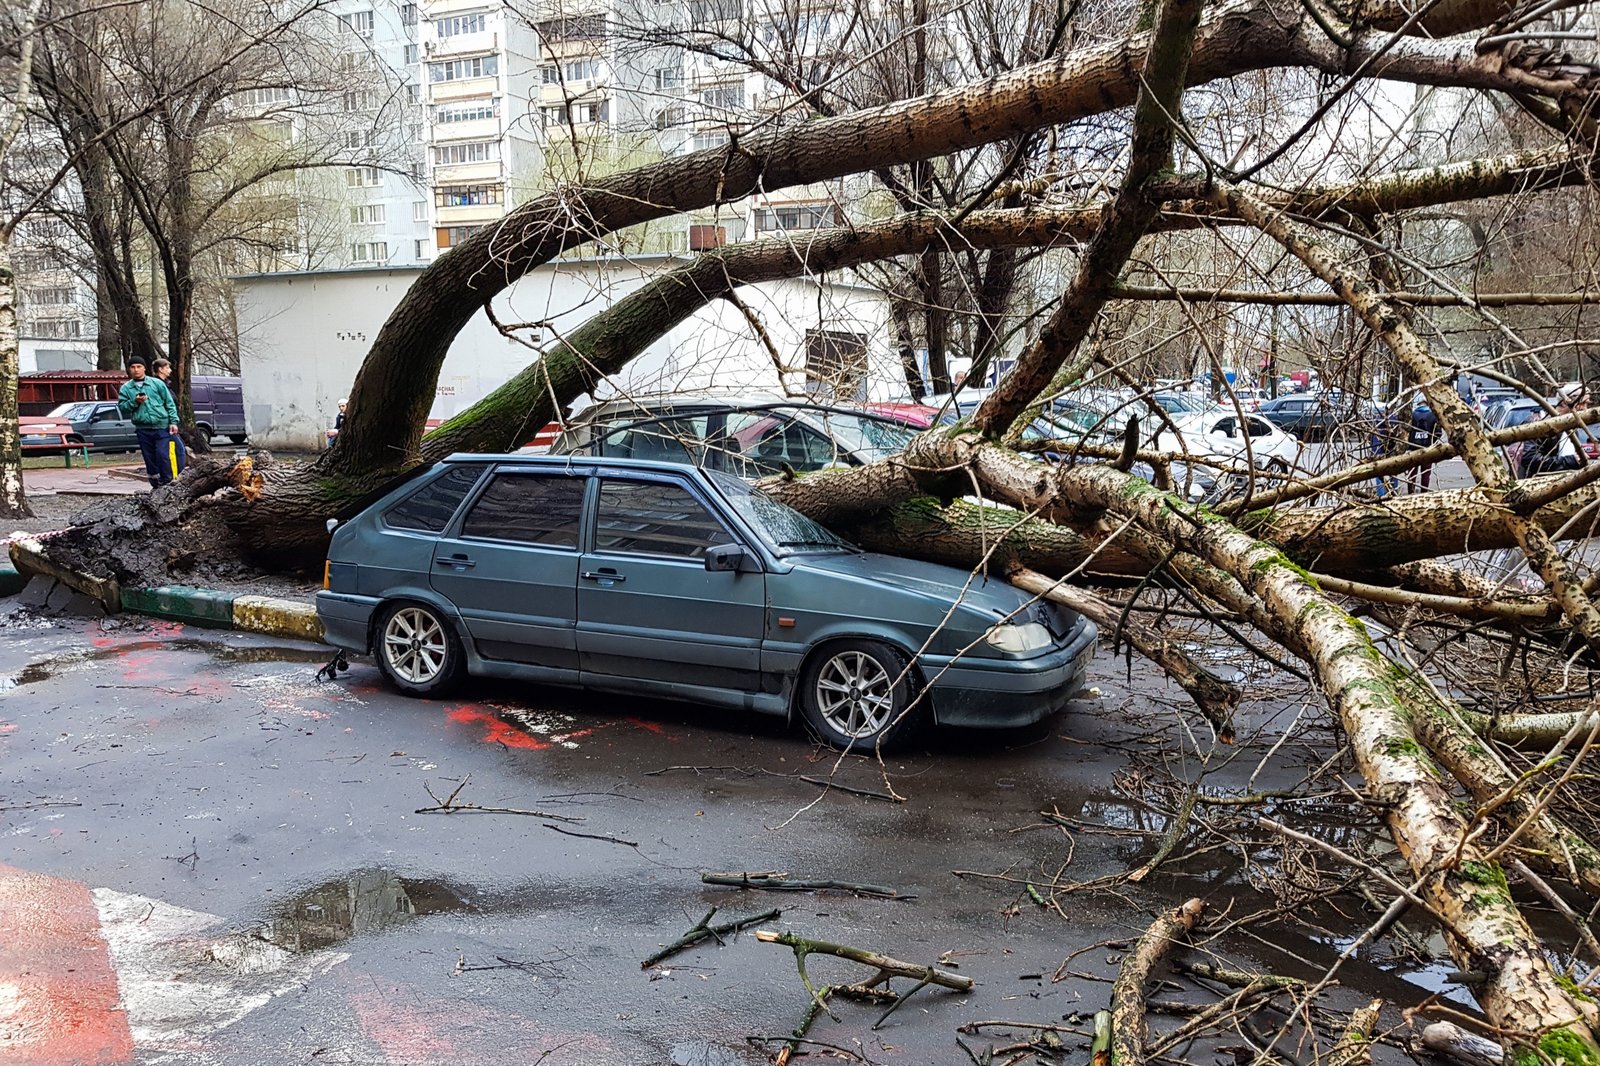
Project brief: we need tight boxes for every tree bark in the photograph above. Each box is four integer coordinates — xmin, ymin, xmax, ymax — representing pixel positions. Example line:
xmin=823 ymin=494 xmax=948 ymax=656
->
xmin=0 ymin=230 xmax=30 ymax=520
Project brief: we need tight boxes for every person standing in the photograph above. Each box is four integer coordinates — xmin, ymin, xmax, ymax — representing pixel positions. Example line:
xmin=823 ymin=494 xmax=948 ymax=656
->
xmin=117 ymin=356 xmax=183 ymax=488
xmin=150 ymin=358 xmax=188 ymax=477
xmin=1406 ymin=396 xmax=1440 ymax=493
xmin=1519 ymin=382 xmax=1589 ymax=477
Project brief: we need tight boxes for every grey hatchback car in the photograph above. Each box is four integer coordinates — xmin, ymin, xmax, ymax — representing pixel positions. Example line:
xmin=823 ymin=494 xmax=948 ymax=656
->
xmin=316 ymin=455 xmax=1096 ymax=749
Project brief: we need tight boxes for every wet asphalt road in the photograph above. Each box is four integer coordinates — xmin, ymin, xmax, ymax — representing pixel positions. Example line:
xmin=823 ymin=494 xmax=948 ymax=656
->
xmin=0 ymin=605 xmax=1442 ymax=1066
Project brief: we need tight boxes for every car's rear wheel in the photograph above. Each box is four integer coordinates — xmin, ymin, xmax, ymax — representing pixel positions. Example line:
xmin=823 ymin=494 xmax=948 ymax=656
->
xmin=375 ymin=602 xmax=463 ymax=697
xmin=227 ymin=434 xmax=247 ymax=445
xmin=798 ymin=639 xmax=921 ymax=751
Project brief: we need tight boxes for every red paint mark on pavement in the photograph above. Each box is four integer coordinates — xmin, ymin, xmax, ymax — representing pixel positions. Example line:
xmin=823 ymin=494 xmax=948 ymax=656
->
xmin=444 ymin=705 xmax=551 ymax=750
xmin=0 ymin=863 xmax=134 ymax=1065
xmin=0 ymin=722 xmax=15 ymax=734
xmin=626 ymin=717 xmax=666 ymax=734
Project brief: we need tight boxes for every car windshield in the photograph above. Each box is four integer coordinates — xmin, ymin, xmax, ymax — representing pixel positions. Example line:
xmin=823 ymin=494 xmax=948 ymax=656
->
xmin=705 ymin=468 xmax=855 ymax=555
xmin=803 ymin=410 xmax=917 ymax=462
xmin=49 ymin=402 xmax=101 ymax=420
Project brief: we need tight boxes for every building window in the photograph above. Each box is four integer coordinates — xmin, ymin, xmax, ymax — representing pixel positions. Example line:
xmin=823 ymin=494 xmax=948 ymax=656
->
xmin=571 ymin=99 xmax=608 ymax=125
xmin=403 ymin=43 xmax=419 ymax=64
xmin=436 ymin=225 xmax=481 ymax=249
xmin=406 ymin=83 xmax=420 ymax=104
xmin=336 ymin=52 xmax=370 ymax=74
xmin=654 ymin=104 xmax=685 ymax=130
xmin=337 ymin=10 xmax=374 ymax=36
xmin=434 ymin=100 xmax=497 ymax=123
xmin=535 ymin=14 xmax=603 ymax=42
xmin=23 ymin=219 xmax=68 ymax=239
xmin=689 ymin=0 xmax=740 ymax=21
xmin=654 ymin=66 xmax=682 ymax=90
xmin=688 ymin=224 xmax=725 ymax=251
xmin=540 ymin=105 xmax=566 ymax=128
xmin=350 ymin=241 xmax=389 ymax=262
xmin=235 ymin=86 xmax=292 ymax=107
xmin=400 ymin=2 xmax=417 ymax=26
xmin=349 ymin=203 xmax=386 ymax=224
xmin=342 ymin=89 xmax=379 ymax=111
xmin=754 ymin=203 xmax=838 ymax=232
xmin=434 ymin=12 xmax=486 ymax=36
xmin=415 ymin=238 xmax=429 ymax=258
xmin=804 ymin=329 xmax=868 ymax=399
xmin=432 ymin=141 xmax=497 ymax=165
xmin=435 ymin=184 xmax=502 ymax=207
xmin=345 ymin=166 xmax=381 ymax=186
xmin=31 ymin=319 xmax=83 ymax=339
xmin=413 ymin=200 xmax=429 ymax=221
xmin=700 ymin=83 xmax=744 ymax=112
xmin=691 ymin=130 xmax=730 ymax=151
xmin=345 ymin=129 xmax=378 ymax=149
xmin=429 ymin=54 xmax=499 ymax=82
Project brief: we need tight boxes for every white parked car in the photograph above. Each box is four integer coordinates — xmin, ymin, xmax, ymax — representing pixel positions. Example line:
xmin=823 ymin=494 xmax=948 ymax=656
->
xmin=1148 ymin=409 xmax=1307 ymax=474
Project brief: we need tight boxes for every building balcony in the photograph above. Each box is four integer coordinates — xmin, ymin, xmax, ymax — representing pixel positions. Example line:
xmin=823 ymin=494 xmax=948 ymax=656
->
xmin=428 ymin=76 xmax=498 ymax=103
xmin=431 ymin=117 xmax=501 ymax=142
xmin=421 ymin=0 xmax=492 ymax=16
xmin=436 ymin=202 xmax=506 ymax=225
xmin=433 ymin=160 xmax=503 ymax=183
xmin=426 ymin=29 xmax=497 ymax=57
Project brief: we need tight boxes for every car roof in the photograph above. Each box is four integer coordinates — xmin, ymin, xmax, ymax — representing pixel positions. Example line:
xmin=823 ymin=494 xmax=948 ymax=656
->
xmin=440 ymin=453 xmax=723 ymax=474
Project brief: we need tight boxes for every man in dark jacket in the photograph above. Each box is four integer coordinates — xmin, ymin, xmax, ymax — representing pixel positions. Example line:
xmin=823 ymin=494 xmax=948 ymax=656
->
xmin=117 ymin=356 xmax=183 ymax=488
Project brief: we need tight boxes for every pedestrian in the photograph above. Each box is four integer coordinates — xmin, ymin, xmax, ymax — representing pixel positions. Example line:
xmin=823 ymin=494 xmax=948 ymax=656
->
xmin=1519 ymin=382 xmax=1589 ymax=477
xmin=327 ymin=398 xmax=347 ymax=449
xmin=1369 ymin=400 xmax=1408 ymax=498
xmin=1405 ymin=395 xmax=1439 ymax=493
xmin=150 ymin=358 xmax=188 ymax=477
xmin=117 ymin=356 xmax=183 ymax=489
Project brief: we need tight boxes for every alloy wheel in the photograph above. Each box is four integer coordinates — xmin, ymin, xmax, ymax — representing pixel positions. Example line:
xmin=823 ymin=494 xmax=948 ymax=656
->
xmin=382 ymin=607 xmax=448 ymax=685
xmin=813 ymin=650 xmax=894 ymax=739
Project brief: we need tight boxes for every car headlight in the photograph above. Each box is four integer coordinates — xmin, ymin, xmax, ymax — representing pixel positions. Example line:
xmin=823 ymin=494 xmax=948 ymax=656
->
xmin=986 ymin=622 xmax=1054 ymax=653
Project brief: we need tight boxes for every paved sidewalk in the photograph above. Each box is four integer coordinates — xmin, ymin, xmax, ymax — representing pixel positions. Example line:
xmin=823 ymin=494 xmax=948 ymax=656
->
xmin=24 ymin=459 xmax=149 ymax=497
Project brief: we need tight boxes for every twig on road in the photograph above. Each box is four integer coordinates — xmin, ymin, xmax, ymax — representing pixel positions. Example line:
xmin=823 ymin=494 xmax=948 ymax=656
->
xmin=703 ymin=870 xmax=911 ymax=899
xmin=643 ymin=906 xmax=783 ymax=968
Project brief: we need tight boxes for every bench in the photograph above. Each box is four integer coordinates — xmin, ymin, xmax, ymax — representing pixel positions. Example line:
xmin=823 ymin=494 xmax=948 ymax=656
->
xmin=19 ymin=418 xmax=91 ymax=468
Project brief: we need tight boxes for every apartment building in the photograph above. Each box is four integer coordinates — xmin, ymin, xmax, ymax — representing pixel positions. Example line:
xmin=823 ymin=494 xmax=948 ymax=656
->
xmin=418 ymin=0 xmax=542 ymax=252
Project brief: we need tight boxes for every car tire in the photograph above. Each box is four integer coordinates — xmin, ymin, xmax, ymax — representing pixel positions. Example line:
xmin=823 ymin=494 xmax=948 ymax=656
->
xmin=374 ymin=601 xmax=464 ymax=697
xmin=798 ymin=639 xmax=922 ymax=751
xmin=1266 ymin=458 xmax=1289 ymax=474
xmin=195 ymin=423 xmax=214 ymax=441
xmin=227 ymin=434 xmax=247 ymax=445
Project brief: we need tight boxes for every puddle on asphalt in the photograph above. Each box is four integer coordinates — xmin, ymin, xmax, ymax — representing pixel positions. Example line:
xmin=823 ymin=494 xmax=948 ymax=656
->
xmin=258 ymin=869 xmax=476 ymax=953
xmin=0 ymin=638 xmax=331 ymax=690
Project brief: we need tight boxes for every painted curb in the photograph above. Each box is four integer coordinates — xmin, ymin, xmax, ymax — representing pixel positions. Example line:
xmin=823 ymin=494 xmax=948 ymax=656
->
xmin=121 ymin=586 xmax=326 ymax=644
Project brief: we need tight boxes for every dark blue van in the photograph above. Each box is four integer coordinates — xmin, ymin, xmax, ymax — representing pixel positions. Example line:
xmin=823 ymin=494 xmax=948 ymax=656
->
xmin=192 ymin=376 xmax=246 ymax=443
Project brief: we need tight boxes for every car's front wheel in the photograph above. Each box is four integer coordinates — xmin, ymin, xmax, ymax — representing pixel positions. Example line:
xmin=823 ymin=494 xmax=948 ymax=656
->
xmin=799 ymin=639 xmax=922 ymax=751
xmin=375 ymin=602 xmax=464 ymax=697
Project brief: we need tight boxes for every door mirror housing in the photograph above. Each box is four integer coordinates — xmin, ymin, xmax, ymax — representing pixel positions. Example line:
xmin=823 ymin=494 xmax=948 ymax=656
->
xmin=705 ymin=543 xmax=761 ymax=573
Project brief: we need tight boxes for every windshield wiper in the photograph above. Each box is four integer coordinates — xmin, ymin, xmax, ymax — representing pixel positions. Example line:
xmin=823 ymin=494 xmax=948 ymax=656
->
xmin=777 ymin=538 xmax=845 ymax=547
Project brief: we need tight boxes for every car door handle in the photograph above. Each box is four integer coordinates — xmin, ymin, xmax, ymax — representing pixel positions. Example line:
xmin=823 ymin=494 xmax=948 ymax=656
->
xmin=581 ymin=569 xmax=625 ymax=583
xmin=435 ymin=554 xmax=475 ymax=570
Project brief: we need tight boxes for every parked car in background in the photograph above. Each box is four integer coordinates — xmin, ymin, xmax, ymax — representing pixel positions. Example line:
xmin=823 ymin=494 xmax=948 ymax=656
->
xmin=1148 ymin=409 xmax=1306 ymax=473
xmin=316 ymin=455 xmax=1098 ymax=749
xmin=191 ymin=376 xmax=247 ymax=443
xmin=1257 ymin=394 xmax=1375 ymax=441
xmin=43 ymin=400 xmax=139 ymax=452
xmin=553 ymin=395 xmax=918 ymax=478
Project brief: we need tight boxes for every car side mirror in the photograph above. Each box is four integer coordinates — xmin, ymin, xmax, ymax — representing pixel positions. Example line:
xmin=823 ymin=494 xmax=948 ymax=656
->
xmin=705 ymin=543 xmax=760 ymax=573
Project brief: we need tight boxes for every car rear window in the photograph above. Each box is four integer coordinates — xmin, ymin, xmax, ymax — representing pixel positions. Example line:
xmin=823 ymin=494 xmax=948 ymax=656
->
xmin=459 ymin=473 xmax=585 ymax=548
xmin=384 ymin=463 xmax=487 ymax=532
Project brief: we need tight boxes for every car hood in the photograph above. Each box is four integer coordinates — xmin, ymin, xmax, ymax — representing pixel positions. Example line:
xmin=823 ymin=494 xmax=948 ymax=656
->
xmin=789 ymin=551 xmax=1028 ymax=618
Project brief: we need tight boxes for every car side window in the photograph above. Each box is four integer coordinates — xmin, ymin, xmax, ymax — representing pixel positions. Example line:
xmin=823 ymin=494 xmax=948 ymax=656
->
xmin=459 ymin=474 xmax=585 ymax=548
xmin=384 ymin=464 xmax=488 ymax=532
xmin=594 ymin=479 xmax=733 ymax=559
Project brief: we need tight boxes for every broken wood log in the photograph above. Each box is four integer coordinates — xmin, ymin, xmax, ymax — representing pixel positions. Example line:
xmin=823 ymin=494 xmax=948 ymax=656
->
xmin=754 ymin=929 xmax=975 ymax=994
xmin=641 ymin=906 xmax=782 ymax=969
xmin=1422 ymin=1021 xmax=1503 ymax=1066
xmin=1329 ymin=998 xmax=1383 ymax=1066
xmin=702 ymin=871 xmax=908 ymax=898
xmin=1110 ymin=898 xmax=1206 ymax=1066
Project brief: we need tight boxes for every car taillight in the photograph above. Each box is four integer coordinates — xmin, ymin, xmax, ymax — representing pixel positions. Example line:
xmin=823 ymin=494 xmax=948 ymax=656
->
xmin=323 ymin=560 xmax=331 ymax=589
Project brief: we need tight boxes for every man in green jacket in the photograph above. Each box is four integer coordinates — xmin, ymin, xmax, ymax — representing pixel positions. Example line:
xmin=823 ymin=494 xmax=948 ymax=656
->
xmin=117 ymin=356 xmax=183 ymax=488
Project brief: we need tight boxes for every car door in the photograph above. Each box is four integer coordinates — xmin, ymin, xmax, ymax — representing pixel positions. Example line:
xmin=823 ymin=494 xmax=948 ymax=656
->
xmin=427 ymin=470 xmax=586 ymax=675
xmin=88 ymin=402 xmax=136 ymax=450
xmin=576 ymin=474 xmax=766 ymax=693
